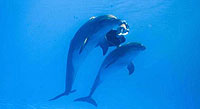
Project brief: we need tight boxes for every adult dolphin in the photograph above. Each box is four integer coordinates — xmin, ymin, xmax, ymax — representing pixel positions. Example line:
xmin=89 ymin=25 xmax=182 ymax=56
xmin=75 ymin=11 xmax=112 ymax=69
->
xmin=74 ymin=42 xmax=146 ymax=106
xmin=49 ymin=15 xmax=129 ymax=101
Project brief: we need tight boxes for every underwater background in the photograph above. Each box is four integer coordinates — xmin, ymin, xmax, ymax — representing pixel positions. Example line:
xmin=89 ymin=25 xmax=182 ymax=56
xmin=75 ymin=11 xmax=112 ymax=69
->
xmin=0 ymin=0 xmax=200 ymax=109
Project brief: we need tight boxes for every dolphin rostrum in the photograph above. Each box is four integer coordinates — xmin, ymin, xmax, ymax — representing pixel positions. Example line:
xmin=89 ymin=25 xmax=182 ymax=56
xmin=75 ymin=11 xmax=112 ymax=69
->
xmin=74 ymin=42 xmax=146 ymax=106
xmin=49 ymin=15 xmax=129 ymax=101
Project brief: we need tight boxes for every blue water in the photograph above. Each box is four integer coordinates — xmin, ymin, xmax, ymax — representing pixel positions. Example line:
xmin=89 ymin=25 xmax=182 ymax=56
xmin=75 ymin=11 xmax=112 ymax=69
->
xmin=1 ymin=0 xmax=200 ymax=109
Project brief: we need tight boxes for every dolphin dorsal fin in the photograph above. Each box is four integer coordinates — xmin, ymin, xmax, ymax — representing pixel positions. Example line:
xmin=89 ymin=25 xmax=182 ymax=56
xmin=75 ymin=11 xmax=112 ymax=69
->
xmin=127 ymin=62 xmax=135 ymax=75
xmin=79 ymin=37 xmax=89 ymax=54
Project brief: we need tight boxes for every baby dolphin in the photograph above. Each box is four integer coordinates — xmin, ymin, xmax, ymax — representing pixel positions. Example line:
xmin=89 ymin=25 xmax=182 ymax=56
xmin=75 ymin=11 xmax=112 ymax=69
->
xmin=49 ymin=15 xmax=128 ymax=101
xmin=74 ymin=42 xmax=146 ymax=106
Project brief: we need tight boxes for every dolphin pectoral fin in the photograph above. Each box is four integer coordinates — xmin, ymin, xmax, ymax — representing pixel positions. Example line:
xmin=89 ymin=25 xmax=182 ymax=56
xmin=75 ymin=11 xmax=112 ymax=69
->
xmin=97 ymin=36 xmax=110 ymax=55
xmin=127 ymin=62 xmax=135 ymax=75
xmin=98 ymin=39 xmax=110 ymax=56
xmin=79 ymin=37 xmax=89 ymax=54
xmin=100 ymin=44 xmax=109 ymax=56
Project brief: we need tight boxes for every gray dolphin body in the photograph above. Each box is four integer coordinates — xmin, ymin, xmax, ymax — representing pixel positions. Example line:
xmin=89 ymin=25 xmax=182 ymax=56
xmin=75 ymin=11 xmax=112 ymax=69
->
xmin=49 ymin=15 xmax=127 ymax=100
xmin=74 ymin=42 xmax=146 ymax=106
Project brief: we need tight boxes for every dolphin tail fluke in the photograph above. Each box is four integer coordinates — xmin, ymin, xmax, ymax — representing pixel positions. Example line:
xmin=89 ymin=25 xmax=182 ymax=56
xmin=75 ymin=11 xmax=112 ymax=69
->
xmin=74 ymin=96 xmax=97 ymax=107
xmin=49 ymin=90 xmax=76 ymax=101
xmin=49 ymin=92 xmax=66 ymax=101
